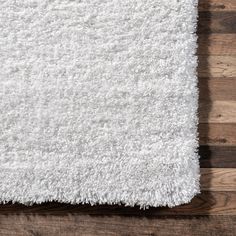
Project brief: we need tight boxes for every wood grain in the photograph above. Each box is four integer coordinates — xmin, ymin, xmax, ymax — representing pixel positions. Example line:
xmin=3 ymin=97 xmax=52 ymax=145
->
xmin=199 ymin=77 xmax=236 ymax=101
xmin=199 ymin=0 xmax=236 ymax=12
xmin=198 ymin=34 xmax=236 ymax=55
xmin=201 ymin=168 xmax=236 ymax=191
xmin=199 ymin=123 xmax=236 ymax=145
xmin=198 ymin=12 xmax=236 ymax=34
xmin=0 ymin=215 xmax=236 ymax=236
xmin=199 ymin=101 xmax=236 ymax=123
xmin=199 ymin=145 xmax=236 ymax=168
xmin=198 ymin=56 xmax=236 ymax=77
xmin=0 ymin=191 xmax=236 ymax=215
xmin=159 ymin=191 xmax=236 ymax=215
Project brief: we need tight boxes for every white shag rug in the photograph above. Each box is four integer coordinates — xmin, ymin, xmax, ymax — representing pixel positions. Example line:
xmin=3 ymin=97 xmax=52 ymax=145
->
xmin=0 ymin=0 xmax=200 ymax=208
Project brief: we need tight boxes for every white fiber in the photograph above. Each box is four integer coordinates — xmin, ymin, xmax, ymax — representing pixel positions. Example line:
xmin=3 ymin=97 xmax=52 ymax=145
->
xmin=0 ymin=0 xmax=200 ymax=207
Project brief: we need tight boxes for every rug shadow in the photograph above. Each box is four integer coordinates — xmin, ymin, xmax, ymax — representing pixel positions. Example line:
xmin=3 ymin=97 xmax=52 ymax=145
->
xmin=197 ymin=0 xmax=214 ymax=215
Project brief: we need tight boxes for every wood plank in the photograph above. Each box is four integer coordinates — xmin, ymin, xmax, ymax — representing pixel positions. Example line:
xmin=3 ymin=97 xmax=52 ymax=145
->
xmin=198 ymin=56 xmax=236 ymax=77
xmin=199 ymin=77 xmax=236 ymax=101
xmin=199 ymin=145 xmax=236 ymax=168
xmin=157 ymin=191 xmax=236 ymax=215
xmin=198 ymin=34 xmax=236 ymax=56
xmin=199 ymin=101 xmax=236 ymax=123
xmin=198 ymin=12 xmax=236 ymax=34
xmin=0 ymin=191 xmax=236 ymax=215
xmin=199 ymin=0 xmax=236 ymax=12
xmin=199 ymin=123 xmax=236 ymax=145
xmin=201 ymin=168 xmax=236 ymax=191
xmin=0 ymin=215 xmax=236 ymax=236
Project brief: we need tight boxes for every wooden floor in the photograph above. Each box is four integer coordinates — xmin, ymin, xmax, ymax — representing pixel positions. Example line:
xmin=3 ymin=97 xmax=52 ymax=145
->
xmin=0 ymin=0 xmax=236 ymax=235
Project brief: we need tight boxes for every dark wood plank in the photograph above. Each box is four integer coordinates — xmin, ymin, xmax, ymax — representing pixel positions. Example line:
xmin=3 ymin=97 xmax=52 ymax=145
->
xmin=0 ymin=191 xmax=236 ymax=216
xmin=198 ymin=12 xmax=236 ymax=34
xmin=198 ymin=34 xmax=236 ymax=56
xmin=199 ymin=0 xmax=236 ymax=12
xmin=199 ymin=123 xmax=236 ymax=145
xmin=199 ymin=77 xmax=236 ymax=101
xmin=0 ymin=215 xmax=236 ymax=236
xmin=199 ymin=145 xmax=236 ymax=168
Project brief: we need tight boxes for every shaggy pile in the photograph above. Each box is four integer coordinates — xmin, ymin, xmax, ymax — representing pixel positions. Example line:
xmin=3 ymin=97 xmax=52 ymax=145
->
xmin=0 ymin=0 xmax=200 ymax=207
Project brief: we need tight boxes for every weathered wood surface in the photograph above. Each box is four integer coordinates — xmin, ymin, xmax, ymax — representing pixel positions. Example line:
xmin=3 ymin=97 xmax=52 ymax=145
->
xmin=201 ymin=168 xmax=236 ymax=191
xmin=199 ymin=101 xmax=236 ymax=123
xmin=198 ymin=34 xmax=236 ymax=55
xmin=199 ymin=145 xmax=236 ymax=168
xmin=198 ymin=56 xmax=236 ymax=77
xmin=199 ymin=123 xmax=236 ymax=145
xmin=0 ymin=215 xmax=236 ymax=236
xmin=198 ymin=12 xmax=236 ymax=34
xmin=199 ymin=0 xmax=236 ymax=12
xmin=199 ymin=77 xmax=236 ymax=101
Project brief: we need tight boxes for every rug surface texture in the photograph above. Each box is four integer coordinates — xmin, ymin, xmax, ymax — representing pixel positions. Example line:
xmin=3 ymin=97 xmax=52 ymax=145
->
xmin=0 ymin=0 xmax=199 ymax=207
